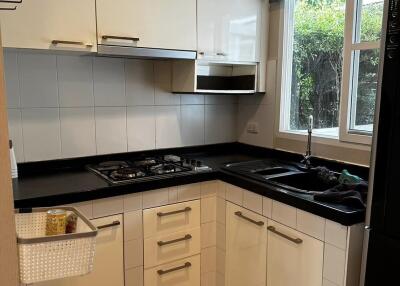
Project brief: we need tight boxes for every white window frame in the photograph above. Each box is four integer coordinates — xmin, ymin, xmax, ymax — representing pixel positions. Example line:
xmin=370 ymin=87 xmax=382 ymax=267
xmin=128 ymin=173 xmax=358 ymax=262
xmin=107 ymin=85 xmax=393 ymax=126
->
xmin=279 ymin=0 xmax=382 ymax=146
xmin=339 ymin=0 xmax=380 ymax=145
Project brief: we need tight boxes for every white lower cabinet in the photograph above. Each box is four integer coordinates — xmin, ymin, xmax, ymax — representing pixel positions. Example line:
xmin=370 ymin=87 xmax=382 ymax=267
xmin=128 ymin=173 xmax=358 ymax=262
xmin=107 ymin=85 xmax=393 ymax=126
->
xmin=35 ymin=214 xmax=124 ymax=286
xmin=267 ymin=220 xmax=324 ymax=286
xmin=225 ymin=202 xmax=268 ymax=286
xmin=144 ymin=227 xmax=201 ymax=269
xmin=144 ymin=255 xmax=200 ymax=286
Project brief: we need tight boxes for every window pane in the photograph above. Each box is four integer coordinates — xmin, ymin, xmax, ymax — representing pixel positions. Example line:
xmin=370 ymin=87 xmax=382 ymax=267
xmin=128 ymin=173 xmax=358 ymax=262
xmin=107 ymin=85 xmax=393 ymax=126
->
xmin=356 ymin=0 xmax=384 ymax=43
xmin=289 ymin=0 xmax=345 ymax=133
xmin=350 ymin=49 xmax=379 ymax=133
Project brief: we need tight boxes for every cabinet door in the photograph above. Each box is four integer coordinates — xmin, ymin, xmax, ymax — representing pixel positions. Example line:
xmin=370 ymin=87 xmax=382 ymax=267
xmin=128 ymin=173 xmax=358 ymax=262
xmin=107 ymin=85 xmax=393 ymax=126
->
xmin=267 ymin=220 xmax=324 ymax=286
xmin=0 ymin=0 xmax=96 ymax=52
xmin=197 ymin=0 xmax=263 ymax=62
xmin=36 ymin=214 xmax=124 ymax=286
xmin=96 ymin=0 xmax=196 ymax=51
xmin=225 ymin=202 xmax=268 ymax=286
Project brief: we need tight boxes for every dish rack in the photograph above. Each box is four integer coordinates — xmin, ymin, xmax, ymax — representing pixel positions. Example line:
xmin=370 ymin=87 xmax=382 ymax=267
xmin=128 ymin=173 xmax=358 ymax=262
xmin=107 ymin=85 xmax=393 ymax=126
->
xmin=15 ymin=207 xmax=98 ymax=284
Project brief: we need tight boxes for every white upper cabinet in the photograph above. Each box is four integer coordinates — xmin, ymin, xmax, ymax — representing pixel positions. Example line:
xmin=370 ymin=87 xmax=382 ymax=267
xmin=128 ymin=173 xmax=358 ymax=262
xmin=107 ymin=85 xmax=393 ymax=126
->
xmin=0 ymin=0 xmax=97 ymax=52
xmin=267 ymin=220 xmax=324 ymax=286
xmin=197 ymin=0 xmax=264 ymax=63
xmin=96 ymin=0 xmax=197 ymax=51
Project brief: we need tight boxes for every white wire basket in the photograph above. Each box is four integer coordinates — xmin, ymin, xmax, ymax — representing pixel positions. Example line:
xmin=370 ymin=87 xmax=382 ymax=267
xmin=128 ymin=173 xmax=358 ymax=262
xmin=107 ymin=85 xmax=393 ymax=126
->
xmin=15 ymin=207 xmax=98 ymax=284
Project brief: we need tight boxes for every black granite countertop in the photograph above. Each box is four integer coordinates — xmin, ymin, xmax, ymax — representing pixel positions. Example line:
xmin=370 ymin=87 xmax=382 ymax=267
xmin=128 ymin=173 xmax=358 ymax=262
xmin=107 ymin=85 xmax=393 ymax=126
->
xmin=13 ymin=143 xmax=369 ymax=226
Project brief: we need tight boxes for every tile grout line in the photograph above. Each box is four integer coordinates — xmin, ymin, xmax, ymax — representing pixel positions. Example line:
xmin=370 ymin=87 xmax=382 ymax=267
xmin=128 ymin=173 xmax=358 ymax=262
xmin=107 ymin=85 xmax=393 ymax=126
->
xmin=55 ymin=55 xmax=63 ymax=158
xmin=15 ymin=51 xmax=26 ymax=163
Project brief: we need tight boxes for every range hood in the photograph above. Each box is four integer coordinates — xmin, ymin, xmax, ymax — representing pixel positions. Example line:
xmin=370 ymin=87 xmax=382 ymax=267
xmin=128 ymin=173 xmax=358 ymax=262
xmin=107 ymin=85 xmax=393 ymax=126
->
xmin=97 ymin=44 xmax=197 ymax=60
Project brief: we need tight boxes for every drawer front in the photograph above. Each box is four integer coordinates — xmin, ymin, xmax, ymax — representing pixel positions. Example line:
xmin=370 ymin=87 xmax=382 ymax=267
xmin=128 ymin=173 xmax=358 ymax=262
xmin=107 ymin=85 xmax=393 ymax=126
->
xmin=144 ymin=255 xmax=200 ymax=286
xmin=144 ymin=227 xmax=200 ymax=268
xmin=143 ymin=200 xmax=200 ymax=238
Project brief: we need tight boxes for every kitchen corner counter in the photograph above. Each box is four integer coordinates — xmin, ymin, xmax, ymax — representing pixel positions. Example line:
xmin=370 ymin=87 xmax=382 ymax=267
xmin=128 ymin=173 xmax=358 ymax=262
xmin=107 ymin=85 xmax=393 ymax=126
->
xmin=13 ymin=143 xmax=367 ymax=226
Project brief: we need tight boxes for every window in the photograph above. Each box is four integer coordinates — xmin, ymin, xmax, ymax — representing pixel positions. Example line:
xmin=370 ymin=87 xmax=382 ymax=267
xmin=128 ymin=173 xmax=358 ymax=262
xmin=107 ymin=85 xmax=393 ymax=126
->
xmin=280 ymin=0 xmax=384 ymax=144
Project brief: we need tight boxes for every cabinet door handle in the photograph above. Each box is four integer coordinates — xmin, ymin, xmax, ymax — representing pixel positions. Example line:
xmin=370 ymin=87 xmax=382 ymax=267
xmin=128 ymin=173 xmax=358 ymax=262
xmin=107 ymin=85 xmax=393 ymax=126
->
xmin=97 ymin=220 xmax=121 ymax=230
xmin=267 ymin=226 xmax=303 ymax=244
xmin=157 ymin=262 xmax=191 ymax=275
xmin=157 ymin=234 xmax=192 ymax=246
xmin=157 ymin=207 xmax=191 ymax=217
xmin=0 ymin=0 xmax=22 ymax=10
xmin=216 ymin=52 xmax=228 ymax=56
xmin=102 ymin=35 xmax=140 ymax=42
xmin=52 ymin=40 xmax=93 ymax=47
xmin=234 ymin=211 xmax=264 ymax=226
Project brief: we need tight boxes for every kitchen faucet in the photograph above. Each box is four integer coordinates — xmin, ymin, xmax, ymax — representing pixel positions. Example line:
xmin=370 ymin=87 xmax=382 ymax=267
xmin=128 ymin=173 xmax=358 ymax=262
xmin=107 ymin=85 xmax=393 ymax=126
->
xmin=302 ymin=115 xmax=313 ymax=169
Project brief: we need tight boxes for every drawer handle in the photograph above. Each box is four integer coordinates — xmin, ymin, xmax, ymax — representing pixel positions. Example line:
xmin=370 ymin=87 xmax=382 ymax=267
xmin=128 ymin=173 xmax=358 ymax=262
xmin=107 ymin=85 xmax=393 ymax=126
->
xmin=267 ymin=226 xmax=303 ymax=244
xmin=97 ymin=220 xmax=121 ymax=230
xmin=216 ymin=52 xmax=228 ymax=56
xmin=234 ymin=211 xmax=264 ymax=226
xmin=157 ymin=262 xmax=191 ymax=275
xmin=52 ymin=40 xmax=93 ymax=47
xmin=102 ymin=35 xmax=140 ymax=42
xmin=157 ymin=207 xmax=192 ymax=217
xmin=157 ymin=234 xmax=192 ymax=246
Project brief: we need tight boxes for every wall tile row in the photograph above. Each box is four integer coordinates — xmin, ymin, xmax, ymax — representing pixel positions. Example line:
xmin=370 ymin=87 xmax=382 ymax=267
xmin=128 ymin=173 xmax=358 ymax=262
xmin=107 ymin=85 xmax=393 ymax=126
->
xmin=4 ymin=51 xmax=238 ymax=162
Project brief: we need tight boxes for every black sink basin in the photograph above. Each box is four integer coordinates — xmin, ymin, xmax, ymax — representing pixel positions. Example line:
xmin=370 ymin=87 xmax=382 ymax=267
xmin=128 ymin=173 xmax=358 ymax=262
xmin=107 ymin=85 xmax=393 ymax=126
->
xmin=267 ymin=171 xmax=339 ymax=193
xmin=253 ymin=167 xmax=294 ymax=176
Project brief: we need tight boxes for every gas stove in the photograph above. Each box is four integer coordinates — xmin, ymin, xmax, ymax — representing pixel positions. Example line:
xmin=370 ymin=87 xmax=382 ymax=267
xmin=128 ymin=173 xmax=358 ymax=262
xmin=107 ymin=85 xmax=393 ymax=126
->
xmin=87 ymin=155 xmax=212 ymax=185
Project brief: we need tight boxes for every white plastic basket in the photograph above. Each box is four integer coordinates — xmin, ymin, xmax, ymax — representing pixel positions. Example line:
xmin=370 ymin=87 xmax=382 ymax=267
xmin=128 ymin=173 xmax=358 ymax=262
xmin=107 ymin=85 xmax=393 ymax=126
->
xmin=15 ymin=207 xmax=98 ymax=284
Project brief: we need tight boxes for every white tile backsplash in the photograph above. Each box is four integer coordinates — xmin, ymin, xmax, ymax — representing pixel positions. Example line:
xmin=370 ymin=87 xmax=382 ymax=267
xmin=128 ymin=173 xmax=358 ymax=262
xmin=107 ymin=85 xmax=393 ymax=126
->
xmin=21 ymin=108 xmax=61 ymax=161
xmin=155 ymin=105 xmax=182 ymax=148
xmin=154 ymin=60 xmax=179 ymax=105
xmin=60 ymin=107 xmax=96 ymax=158
xmin=181 ymin=104 xmax=205 ymax=146
xmin=95 ymin=107 xmax=127 ymax=154
xmin=181 ymin=94 xmax=205 ymax=105
xmin=93 ymin=57 xmax=126 ymax=106
xmin=127 ymin=106 xmax=155 ymax=151
xmin=205 ymin=104 xmax=237 ymax=144
xmin=19 ymin=53 xmax=58 ymax=108
xmin=5 ymin=51 xmax=238 ymax=162
xmin=125 ymin=59 xmax=155 ymax=106
xmin=57 ymin=55 xmax=94 ymax=107
xmin=3 ymin=51 xmax=20 ymax=108
xmin=7 ymin=109 xmax=24 ymax=162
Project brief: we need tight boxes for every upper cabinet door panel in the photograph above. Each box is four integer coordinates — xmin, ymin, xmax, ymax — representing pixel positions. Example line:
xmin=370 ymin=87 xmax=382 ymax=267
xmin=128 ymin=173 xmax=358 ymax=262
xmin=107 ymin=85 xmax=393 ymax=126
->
xmin=0 ymin=0 xmax=97 ymax=52
xmin=96 ymin=0 xmax=197 ymax=51
xmin=197 ymin=0 xmax=263 ymax=62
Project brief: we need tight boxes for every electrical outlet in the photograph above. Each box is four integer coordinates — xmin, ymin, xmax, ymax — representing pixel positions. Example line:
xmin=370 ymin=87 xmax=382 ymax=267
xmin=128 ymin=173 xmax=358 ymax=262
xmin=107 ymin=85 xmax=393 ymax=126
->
xmin=247 ymin=122 xmax=259 ymax=134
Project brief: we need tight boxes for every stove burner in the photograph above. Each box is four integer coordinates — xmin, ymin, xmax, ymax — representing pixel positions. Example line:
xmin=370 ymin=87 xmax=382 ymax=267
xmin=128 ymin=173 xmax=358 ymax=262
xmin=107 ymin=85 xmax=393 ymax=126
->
xmin=87 ymin=154 xmax=211 ymax=184
xmin=150 ymin=164 xmax=177 ymax=175
xmin=110 ymin=167 xmax=146 ymax=180
xmin=133 ymin=159 xmax=158 ymax=167
xmin=97 ymin=161 xmax=130 ymax=171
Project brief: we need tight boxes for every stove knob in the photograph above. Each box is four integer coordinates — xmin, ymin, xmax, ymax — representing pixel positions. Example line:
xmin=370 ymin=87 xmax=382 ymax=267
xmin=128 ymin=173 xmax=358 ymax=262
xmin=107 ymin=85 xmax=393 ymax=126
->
xmin=190 ymin=159 xmax=197 ymax=166
xmin=196 ymin=161 xmax=202 ymax=167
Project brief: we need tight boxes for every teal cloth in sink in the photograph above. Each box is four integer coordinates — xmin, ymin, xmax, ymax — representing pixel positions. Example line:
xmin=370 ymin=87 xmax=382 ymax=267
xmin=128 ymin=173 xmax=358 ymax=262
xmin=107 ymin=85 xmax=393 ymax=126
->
xmin=339 ymin=169 xmax=362 ymax=185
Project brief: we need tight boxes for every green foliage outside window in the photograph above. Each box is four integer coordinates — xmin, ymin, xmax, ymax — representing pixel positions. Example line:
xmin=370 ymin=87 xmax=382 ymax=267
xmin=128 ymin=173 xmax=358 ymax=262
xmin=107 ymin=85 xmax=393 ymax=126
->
xmin=290 ymin=0 xmax=383 ymax=131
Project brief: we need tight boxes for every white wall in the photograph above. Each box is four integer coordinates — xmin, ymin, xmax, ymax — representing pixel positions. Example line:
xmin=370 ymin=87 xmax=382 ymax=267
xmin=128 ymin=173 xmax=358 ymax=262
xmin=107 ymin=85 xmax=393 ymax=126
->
xmin=5 ymin=51 xmax=238 ymax=162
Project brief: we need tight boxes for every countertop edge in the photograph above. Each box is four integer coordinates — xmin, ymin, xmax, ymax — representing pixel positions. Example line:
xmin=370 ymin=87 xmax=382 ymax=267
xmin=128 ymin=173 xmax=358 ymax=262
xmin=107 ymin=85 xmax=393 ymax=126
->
xmin=13 ymin=170 xmax=365 ymax=226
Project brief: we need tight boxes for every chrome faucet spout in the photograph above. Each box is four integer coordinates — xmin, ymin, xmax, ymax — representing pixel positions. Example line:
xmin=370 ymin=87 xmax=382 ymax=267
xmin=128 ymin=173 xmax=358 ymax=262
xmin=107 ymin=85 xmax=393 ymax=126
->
xmin=302 ymin=115 xmax=313 ymax=169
